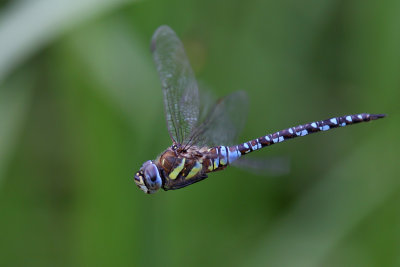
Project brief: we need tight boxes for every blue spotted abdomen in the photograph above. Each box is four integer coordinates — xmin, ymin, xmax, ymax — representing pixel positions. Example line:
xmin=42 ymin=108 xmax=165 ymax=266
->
xmin=210 ymin=113 xmax=385 ymax=168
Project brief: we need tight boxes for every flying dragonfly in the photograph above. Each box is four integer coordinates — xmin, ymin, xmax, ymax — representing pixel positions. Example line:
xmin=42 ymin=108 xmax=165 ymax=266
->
xmin=134 ymin=25 xmax=385 ymax=194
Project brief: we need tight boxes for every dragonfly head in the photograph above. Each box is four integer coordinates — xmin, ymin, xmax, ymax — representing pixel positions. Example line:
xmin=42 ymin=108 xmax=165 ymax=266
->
xmin=134 ymin=160 xmax=162 ymax=194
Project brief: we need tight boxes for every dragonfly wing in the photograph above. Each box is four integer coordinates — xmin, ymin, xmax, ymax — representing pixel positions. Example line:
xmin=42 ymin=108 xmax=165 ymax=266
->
xmin=185 ymin=90 xmax=249 ymax=148
xmin=151 ymin=25 xmax=199 ymax=144
xmin=231 ymin=156 xmax=291 ymax=176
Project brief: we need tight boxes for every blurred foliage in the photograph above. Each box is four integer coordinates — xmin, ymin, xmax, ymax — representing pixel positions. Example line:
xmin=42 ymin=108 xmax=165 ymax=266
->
xmin=0 ymin=0 xmax=399 ymax=266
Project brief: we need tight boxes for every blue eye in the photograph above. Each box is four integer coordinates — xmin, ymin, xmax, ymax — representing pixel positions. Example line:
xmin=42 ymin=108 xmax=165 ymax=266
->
xmin=143 ymin=163 xmax=162 ymax=192
xmin=134 ymin=161 xmax=162 ymax=194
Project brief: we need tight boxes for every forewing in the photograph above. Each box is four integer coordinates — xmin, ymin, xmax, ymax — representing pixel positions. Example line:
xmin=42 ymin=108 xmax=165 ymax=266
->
xmin=185 ymin=90 xmax=248 ymax=148
xmin=151 ymin=25 xmax=199 ymax=144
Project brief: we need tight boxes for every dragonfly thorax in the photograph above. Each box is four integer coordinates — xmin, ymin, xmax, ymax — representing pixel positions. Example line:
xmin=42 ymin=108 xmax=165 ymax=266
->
xmin=134 ymin=160 xmax=163 ymax=194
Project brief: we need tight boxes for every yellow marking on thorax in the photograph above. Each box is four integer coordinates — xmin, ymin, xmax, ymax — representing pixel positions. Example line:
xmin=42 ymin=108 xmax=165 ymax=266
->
xmin=213 ymin=157 xmax=220 ymax=170
xmin=169 ymin=158 xmax=185 ymax=179
xmin=208 ymin=159 xmax=213 ymax=171
xmin=186 ymin=161 xmax=202 ymax=179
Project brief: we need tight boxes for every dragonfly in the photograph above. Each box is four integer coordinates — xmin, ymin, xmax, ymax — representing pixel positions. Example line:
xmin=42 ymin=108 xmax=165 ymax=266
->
xmin=134 ymin=25 xmax=385 ymax=194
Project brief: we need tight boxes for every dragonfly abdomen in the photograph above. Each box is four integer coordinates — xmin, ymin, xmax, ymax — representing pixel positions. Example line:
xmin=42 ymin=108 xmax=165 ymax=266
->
xmin=223 ymin=113 xmax=385 ymax=162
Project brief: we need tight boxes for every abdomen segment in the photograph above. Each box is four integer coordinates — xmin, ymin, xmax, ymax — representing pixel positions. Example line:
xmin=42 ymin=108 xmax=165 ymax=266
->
xmin=214 ymin=113 xmax=385 ymax=166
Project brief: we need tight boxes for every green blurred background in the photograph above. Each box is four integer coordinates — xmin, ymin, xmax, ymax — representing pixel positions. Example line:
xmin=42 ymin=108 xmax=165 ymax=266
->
xmin=0 ymin=0 xmax=399 ymax=266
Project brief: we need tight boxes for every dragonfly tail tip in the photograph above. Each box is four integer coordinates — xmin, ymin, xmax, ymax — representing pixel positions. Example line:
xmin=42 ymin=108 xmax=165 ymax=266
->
xmin=370 ymin=113 xmax=386 ymax=120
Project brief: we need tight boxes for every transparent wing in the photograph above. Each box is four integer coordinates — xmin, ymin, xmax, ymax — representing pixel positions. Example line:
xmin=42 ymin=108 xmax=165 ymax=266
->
xmin=151 ymin=25 xmax=199 ymax=144
xmin=184 ymin=90 xmax=248 ymax=148
xmin=231 ymin=156 xmax=291 ymax=176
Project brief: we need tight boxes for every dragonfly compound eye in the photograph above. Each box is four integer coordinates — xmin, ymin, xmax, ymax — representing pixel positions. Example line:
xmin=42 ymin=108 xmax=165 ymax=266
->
xmin=143 ymin=162 xmax=162 ymax=193
xmin=134 ymin=161 xmax=162 ymax=194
